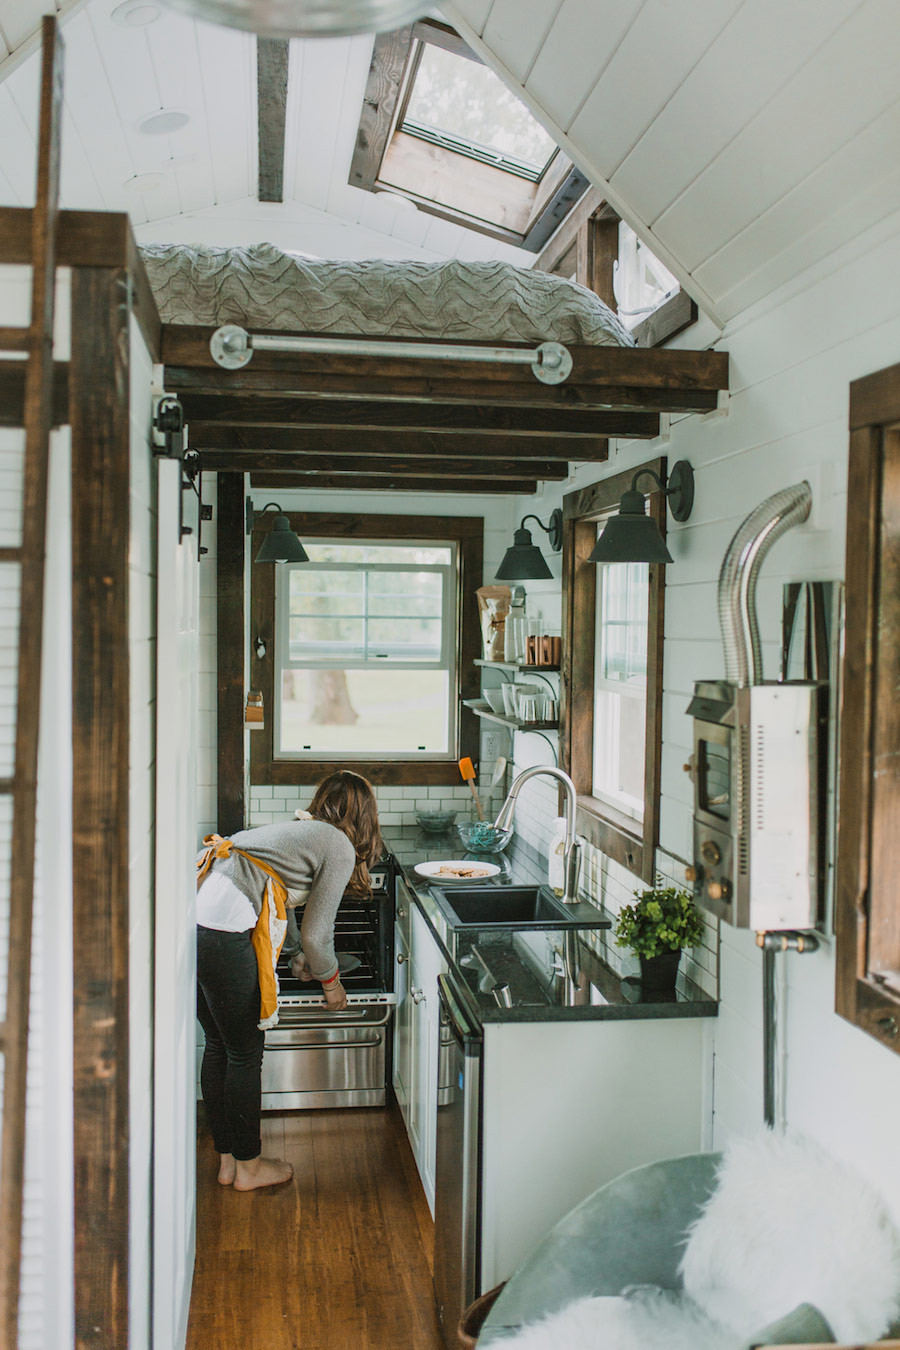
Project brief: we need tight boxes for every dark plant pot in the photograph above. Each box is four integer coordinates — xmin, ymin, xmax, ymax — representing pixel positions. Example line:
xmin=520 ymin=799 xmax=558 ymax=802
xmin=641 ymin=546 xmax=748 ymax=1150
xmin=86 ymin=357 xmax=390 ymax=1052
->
xmin=638 ymin=949 xmax=681 ymax=992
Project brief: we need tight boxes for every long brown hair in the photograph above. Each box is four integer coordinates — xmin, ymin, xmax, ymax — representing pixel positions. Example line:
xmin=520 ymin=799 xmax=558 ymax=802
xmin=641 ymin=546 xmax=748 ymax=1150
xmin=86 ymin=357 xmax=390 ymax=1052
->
xmin=307 ymin=770 xmax=382 ymax=896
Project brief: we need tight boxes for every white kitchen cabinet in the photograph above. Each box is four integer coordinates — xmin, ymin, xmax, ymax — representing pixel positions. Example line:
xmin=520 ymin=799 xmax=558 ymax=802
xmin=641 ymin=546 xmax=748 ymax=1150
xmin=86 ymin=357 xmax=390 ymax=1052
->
xmin=393 ymin=880 xmax=447 ymax=1215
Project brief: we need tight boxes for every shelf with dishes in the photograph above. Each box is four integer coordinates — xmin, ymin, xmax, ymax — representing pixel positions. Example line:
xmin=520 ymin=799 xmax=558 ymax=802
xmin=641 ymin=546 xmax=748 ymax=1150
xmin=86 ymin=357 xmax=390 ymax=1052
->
xmin=473 ymin=659 xmax=561 ymax=674
xmin=462 ymin=698 xmax=559 ymax=733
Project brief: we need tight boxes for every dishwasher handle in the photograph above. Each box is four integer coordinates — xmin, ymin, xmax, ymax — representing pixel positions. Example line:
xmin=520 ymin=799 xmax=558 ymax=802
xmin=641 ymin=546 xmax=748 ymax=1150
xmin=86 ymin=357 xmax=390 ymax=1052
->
xmin=437 ymin=974 xmax=482 ymax=1054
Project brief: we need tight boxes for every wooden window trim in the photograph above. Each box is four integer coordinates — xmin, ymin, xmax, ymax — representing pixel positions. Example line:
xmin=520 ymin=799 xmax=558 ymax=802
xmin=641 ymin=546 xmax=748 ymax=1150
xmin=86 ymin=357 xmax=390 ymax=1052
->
xmin=348 ymin=19 xmax=588 ymax=252
xmin=560 ymin=459 xmax=666 ymax=883
xmin=836 ymin=360 xmax=900 ymax=1057
xmin=248 ymin=511 xmax=483 ymax=787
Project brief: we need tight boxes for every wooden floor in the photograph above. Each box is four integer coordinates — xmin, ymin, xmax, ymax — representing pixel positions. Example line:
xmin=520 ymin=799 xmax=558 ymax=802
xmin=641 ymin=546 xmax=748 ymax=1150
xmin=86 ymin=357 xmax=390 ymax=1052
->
xmin=186 ymin=1103 xmax=443 ymax=1350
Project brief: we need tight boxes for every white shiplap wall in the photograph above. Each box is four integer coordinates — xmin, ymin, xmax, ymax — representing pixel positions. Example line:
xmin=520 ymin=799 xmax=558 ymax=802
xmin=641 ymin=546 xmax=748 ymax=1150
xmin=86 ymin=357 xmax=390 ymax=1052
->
xmin=509 ymin=201 xmax=900 ymax=1221
xmin=0 ymin=267 xmax=75 ymax=1348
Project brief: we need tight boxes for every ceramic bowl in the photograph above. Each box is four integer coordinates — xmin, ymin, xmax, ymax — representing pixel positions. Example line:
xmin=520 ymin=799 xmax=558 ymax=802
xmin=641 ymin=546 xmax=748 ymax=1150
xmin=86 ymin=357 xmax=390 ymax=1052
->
xmin=415 ymin=809 xmax=457 ymax=834
xmin=483 ymin=688 xmax=506 ymax=714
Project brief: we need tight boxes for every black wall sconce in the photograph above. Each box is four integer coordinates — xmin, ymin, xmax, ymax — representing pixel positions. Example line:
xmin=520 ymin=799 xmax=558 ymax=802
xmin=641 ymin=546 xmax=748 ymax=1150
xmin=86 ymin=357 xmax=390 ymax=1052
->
xmin=496 ymin=509 xmax=564 ymax=580
xmin=245 ymin=498 xmax=309 ymax=564
xmin=589 ymin=461 xmax=694 ymax=565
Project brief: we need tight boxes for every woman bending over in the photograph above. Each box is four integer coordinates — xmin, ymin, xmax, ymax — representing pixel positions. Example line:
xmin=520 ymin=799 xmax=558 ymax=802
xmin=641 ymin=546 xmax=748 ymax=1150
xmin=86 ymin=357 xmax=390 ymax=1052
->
xmin=195 ymin=770 xmax=381 ymax=1190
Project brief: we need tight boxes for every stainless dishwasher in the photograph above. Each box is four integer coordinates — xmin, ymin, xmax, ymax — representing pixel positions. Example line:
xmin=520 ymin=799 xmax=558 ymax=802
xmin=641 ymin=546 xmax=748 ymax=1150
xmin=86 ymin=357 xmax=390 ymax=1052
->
xmin=433 ymin=973 xmax=483 ymax=1349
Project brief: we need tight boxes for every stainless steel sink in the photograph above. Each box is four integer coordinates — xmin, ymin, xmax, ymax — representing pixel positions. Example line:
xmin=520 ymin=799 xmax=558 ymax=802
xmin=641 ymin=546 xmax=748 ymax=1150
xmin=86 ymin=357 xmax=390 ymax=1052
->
xmin=431 ymin=885 xmax=610 ymax=930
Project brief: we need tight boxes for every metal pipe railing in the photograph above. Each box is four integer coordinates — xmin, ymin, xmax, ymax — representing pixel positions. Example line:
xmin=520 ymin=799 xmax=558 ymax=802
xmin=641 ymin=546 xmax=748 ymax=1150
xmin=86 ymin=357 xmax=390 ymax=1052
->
xmin=209 ymin=323 xmax=574 ymax=385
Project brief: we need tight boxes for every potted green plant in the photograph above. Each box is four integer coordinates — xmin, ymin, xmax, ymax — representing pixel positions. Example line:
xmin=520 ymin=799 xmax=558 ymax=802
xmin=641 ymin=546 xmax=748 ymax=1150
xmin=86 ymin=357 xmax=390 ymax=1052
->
xmin=614 ymin=884 xmax=706 ymax=992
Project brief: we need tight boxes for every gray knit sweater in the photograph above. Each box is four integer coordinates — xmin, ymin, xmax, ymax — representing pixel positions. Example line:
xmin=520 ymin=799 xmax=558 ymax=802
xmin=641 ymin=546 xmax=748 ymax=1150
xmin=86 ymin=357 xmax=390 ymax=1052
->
xmin=199 ymin=820 xmax=355 ymax=982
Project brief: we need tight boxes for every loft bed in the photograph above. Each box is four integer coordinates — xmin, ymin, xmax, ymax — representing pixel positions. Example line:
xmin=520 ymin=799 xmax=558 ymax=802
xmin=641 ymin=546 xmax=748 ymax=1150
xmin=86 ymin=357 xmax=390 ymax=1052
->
xmin=143 ymin=242 xmax=730 ymax=497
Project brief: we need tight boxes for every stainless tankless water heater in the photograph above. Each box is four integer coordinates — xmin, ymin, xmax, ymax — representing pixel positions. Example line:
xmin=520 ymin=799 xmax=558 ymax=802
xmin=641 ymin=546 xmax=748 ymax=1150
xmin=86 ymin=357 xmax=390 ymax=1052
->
xmin=687 ymin=482 xmax=828 ymax=931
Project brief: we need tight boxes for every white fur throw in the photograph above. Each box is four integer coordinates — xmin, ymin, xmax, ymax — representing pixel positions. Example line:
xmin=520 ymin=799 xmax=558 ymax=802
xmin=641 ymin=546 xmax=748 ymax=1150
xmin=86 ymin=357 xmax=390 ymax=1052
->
xmin=495 ymin=1130 xmax=900 ymax=1349
xmin=680 ymin=1130 xmax=900 ymax=1343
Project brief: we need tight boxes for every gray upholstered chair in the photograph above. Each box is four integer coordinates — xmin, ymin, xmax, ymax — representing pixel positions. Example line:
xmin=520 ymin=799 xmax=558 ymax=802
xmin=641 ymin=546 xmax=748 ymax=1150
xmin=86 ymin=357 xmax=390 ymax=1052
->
xmin=476 ymin=1153 xmax=835 ymax=1348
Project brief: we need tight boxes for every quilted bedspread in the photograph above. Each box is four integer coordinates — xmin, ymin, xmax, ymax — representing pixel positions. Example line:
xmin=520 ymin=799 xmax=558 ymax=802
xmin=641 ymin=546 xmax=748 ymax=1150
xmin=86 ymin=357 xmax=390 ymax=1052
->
xmin=139 ymin=242 xmax=634 ymax=347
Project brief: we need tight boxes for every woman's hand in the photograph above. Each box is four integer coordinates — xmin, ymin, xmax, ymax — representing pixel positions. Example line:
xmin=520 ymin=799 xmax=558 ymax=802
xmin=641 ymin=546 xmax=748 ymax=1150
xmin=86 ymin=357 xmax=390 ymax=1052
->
xmin=322 ymin=979 xmax=347 ymax=1011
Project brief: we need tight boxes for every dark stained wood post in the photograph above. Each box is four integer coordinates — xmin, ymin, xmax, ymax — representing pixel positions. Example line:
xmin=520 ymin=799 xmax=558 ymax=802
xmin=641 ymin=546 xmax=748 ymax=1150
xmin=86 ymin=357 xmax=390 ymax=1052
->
xmin=257 ymin=37 xmax=289 ymax=203
xmin=216 ymin=474 xmax=246 ymax=833
xmin=70 ymin=264 xmax=132 ymax=1348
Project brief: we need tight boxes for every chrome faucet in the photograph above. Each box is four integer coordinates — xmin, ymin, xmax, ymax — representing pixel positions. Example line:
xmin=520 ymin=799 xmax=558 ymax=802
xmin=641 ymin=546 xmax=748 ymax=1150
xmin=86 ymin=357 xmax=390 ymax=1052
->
xmin=493 ymin=766 xmax=581 ymax=904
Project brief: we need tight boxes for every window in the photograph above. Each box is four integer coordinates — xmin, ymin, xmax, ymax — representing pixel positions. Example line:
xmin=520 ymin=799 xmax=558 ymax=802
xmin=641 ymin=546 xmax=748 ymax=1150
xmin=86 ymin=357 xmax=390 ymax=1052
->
xmin=836 ymin=361 xmax=900 ymax=1058
xmin=274 ymin=541 xmax=457 ymax=760
xmin=249 ymin=512 xmax=483 ymax=787
xmin=614 ymin=223 xmax=680 ymax=333
xmin=349 ymin=19 xmax=589 ymax=252
xmin=592 ymin=557 xmax=649 ymax=819
xmin=561 ymin=462 xmax=666 ymax=882
xmin=401 ymin=44 xmax=557 ymax=182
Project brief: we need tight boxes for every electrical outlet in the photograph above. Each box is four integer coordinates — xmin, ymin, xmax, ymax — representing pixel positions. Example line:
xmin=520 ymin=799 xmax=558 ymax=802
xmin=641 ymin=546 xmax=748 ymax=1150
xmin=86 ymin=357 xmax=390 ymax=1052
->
xmin=483 ymin=731 xmax=500 ymax=760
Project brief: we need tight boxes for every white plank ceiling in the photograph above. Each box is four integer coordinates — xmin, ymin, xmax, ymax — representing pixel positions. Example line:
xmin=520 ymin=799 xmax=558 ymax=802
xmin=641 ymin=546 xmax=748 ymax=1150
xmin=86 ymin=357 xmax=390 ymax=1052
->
xmin=0 ymin=0 xmax=530 ymax=261
xmin=443 ymin=0 xmax=900 ymax=322
xmin=2 ymin=0 xmax=899 ymax=314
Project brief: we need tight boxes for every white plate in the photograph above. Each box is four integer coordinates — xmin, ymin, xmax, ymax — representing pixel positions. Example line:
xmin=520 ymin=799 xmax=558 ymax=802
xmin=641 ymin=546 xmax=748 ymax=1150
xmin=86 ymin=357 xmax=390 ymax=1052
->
xmin=414 ymin=859 xmax=500 ymax=884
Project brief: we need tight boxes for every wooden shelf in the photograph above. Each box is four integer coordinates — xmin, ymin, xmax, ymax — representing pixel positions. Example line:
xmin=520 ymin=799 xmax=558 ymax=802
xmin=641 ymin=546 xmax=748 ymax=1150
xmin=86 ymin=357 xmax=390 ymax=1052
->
xmin=474 ymin=659 xmax=560 ymax=674
xmin=463 ymin=699 xmax=559 ymax=733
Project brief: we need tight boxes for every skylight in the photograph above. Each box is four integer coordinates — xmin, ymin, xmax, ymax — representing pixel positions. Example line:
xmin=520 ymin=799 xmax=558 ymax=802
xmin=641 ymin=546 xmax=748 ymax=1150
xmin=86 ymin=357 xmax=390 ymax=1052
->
xmin=401 ymin=45 xmax=557 ymax=182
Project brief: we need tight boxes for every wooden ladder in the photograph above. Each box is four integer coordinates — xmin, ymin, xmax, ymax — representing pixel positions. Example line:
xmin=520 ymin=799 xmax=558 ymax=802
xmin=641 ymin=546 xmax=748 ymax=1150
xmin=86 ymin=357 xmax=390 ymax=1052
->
xmin=0 ymin=17 xmax=64 ymax=1347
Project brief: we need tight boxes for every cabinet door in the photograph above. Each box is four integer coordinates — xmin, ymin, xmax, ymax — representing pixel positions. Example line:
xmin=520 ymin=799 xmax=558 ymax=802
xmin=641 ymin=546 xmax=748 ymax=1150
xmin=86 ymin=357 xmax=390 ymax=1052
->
xmin=409 ymin=906 xmax=447 ymax=1215
xmin=393 ymin=929 xmax=411 ymax=1117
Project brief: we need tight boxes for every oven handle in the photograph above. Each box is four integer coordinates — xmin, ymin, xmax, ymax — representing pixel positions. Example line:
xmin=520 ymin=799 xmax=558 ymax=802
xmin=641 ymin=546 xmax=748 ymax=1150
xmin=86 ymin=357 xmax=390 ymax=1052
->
xmin=274 ymin=1006 xmax=394 ymax=1029
xmin=265 ymin=1036 xmax=384 ymax=1051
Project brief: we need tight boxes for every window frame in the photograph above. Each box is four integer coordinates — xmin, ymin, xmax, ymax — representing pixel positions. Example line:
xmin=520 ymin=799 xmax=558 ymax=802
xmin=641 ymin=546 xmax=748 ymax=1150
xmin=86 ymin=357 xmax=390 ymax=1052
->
xmin=348 ymin=18 xmax=589 ymax=252
xmin=560 ymin=459 xmax=667 ymax=882
xmin=835 ymin=360 xmax=900 ymax=1057
xmin=249 ymin=511 xmax=483 ymax=787
xmin=272 ymin=543 xmax=458 ymax=762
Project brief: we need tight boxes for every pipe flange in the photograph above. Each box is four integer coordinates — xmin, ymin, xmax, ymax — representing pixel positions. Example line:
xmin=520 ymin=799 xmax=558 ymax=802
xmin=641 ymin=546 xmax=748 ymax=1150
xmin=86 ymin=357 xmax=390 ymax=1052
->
xmin=210 ymin=324 xmax=253 ymax=370
xmin=532 ymin=342 xmax=572 ymax=385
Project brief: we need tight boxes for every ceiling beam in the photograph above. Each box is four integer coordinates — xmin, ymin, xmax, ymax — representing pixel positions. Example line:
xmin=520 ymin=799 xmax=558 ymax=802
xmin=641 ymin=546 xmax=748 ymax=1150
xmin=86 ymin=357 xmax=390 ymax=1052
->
xmin=190 ymin=428 xmax=603 ymax=461
xmin=248 ymin=472 xmax=536 ymax=494
xmin=168 ymin=368 xmax=718 ymax=414
xmin=257 ymin=38 xmax=289 ymax=203
xmin=200 ymin=450 xmax=570 ymax=476
xmin=179 ymin=392 xmax=654 ymax=439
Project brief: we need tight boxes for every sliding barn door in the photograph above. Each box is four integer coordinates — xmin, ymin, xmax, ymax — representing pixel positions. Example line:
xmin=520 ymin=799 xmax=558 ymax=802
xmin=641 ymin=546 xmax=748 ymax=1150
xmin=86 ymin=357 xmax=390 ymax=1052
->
xmin=154 ymin=459 xmax=200 ymax=1350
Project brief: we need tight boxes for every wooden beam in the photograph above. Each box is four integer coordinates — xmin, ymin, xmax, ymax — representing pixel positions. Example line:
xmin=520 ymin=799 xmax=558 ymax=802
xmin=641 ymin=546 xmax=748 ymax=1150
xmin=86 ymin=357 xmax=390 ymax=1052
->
xmin=348 ymin=25 xmax=413 ymax=193
xmin=632 ymin=288 xmax=698 ymax=349
xmin=0 ymin=361 xmax=68 ymax=427
xmin=204 ymin=450 xmax=570 ymax=476
xmin=178 ymin=391 xmax=655 ymax=439
xmin=190 ymin=427 xmax=608 ymax=460
xmin=216 ymin=477 xmax=245 ymax=834
xmin=249 ymin=472 xmax=537 ymax=494
xmin=0 ymin=208 xmax=161 ymax=359
xmin=70 ymin=266 xmax=131 ymax=1350
xmin=533 ymin=188 xmax=612 ymax=276
xmin=576 ymin=215 xmax=619 ymax=313
xmin=257 ymin=37 xmax=289 ymax=203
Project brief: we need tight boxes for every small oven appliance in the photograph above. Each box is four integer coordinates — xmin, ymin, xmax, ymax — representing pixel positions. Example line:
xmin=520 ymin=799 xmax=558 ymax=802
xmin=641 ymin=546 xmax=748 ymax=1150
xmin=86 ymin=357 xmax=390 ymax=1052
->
xmin=260 ymin=858 xmax=396 ymax=1110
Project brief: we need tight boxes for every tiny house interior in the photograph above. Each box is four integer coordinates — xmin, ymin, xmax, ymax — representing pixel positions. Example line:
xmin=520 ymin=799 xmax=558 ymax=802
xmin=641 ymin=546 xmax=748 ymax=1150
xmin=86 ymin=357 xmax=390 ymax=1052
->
xmin=2 ymin=2 xmax=900 ymax=1347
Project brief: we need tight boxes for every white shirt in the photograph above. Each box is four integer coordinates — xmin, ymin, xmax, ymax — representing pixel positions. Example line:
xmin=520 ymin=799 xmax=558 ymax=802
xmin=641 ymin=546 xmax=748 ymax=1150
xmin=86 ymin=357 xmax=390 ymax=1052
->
xmin=196 ymin=869 xmax=258 ymax=932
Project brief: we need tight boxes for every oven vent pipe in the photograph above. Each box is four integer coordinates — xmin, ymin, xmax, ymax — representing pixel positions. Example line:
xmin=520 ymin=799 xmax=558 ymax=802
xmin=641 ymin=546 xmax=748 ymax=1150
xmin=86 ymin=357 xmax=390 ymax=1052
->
xmin=717 ymin=482 xmax=812 ymax=687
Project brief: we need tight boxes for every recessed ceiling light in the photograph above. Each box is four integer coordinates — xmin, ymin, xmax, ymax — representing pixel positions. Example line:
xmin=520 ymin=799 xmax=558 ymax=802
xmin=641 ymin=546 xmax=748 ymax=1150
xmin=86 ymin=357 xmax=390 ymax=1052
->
xmin=138 ymin=109 xmax=191 ymax=136
xmin=122 ymin=171 xmax=169 ymax=193
xmin=111 ymin=0 xmax=161 ymax=25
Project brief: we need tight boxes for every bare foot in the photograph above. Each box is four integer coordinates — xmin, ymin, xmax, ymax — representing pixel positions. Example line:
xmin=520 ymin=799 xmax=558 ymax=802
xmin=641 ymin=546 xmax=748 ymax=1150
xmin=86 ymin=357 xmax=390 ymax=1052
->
xmin=233 ymin=1155 xmax=294 ymax=1191
xmin=218 ymin=1153 xmax=236 ymax=1186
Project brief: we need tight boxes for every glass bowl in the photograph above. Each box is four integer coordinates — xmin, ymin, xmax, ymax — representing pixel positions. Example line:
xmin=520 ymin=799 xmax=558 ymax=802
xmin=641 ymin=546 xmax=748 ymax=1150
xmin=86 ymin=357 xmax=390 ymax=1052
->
xmin=457 ymin=821 xmax=513 ymax=853
xmin=415 ymin=809 xmax=457 ymax=834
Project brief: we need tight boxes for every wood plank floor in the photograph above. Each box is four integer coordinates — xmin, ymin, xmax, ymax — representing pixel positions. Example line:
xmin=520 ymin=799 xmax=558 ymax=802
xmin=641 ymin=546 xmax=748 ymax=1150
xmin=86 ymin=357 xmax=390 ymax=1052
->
xmin=186 ymin=1104 xmax=443 ymax=1350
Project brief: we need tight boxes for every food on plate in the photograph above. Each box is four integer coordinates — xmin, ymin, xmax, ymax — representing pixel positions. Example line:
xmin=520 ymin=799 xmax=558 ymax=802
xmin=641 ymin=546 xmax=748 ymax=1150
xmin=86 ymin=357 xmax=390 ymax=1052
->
xmin=436 ymin=863 xmax=491 ymax=878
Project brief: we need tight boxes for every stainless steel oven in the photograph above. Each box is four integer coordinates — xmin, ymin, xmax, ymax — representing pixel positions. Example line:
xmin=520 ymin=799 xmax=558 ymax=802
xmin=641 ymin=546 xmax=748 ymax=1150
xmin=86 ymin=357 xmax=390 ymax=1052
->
xmin=261 ymin=860 xmax=396 ymax=1110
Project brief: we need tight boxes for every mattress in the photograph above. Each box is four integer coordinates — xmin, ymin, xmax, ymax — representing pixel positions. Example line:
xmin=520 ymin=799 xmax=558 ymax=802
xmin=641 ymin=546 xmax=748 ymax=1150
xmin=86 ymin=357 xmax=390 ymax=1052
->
xmin=139 ymin=242 xmax=635 ymax=348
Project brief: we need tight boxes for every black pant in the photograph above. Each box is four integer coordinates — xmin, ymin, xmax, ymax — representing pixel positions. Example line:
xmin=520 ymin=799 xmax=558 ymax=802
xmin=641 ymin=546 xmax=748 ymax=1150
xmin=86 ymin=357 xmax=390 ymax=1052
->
xmin=196 ymin=925 xmax=265 ymax=1160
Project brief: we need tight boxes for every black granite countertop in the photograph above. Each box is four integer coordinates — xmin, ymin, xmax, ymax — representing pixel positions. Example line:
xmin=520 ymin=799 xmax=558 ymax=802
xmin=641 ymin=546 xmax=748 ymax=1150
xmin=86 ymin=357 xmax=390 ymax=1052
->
xmin=381 ymin=825 xmax=718 ymax=1026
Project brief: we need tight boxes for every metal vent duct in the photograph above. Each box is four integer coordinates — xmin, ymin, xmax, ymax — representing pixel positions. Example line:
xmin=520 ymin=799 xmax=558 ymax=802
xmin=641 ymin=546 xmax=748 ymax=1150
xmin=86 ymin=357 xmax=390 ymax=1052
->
xmin=160 ymin=0 xmax=430 ymax=36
